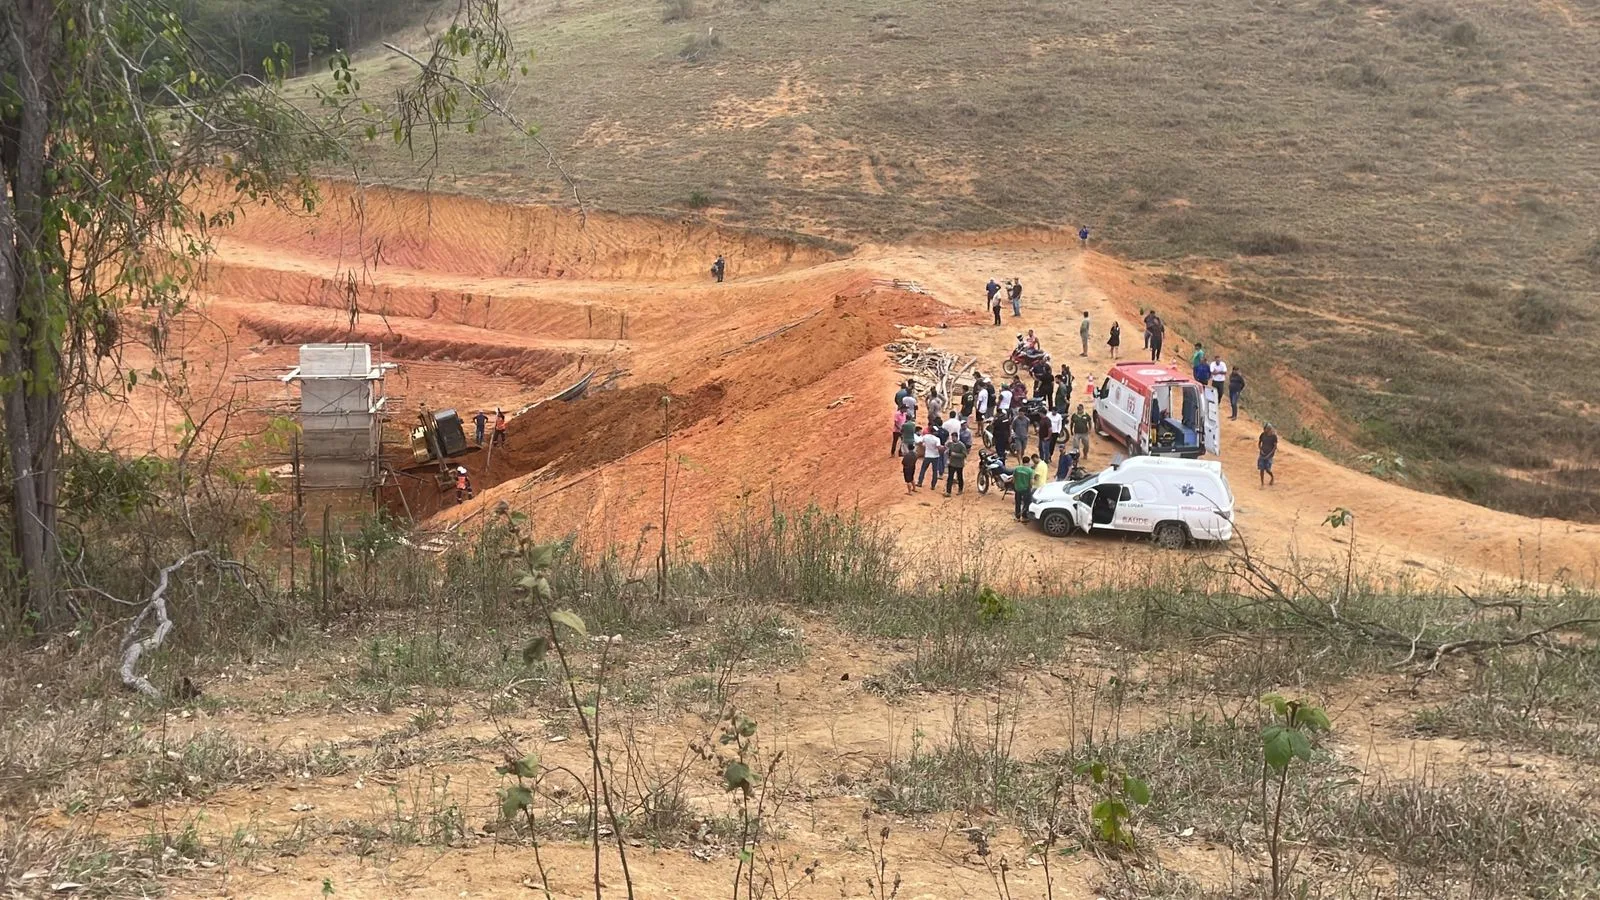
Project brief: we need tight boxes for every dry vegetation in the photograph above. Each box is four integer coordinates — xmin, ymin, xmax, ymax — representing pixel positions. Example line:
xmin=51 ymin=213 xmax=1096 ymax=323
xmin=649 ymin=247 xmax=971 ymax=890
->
xmin=4 ymin=479 xmax=1599 ymax=897
xmin=324 ymin=0 xmax=1600 ymax=520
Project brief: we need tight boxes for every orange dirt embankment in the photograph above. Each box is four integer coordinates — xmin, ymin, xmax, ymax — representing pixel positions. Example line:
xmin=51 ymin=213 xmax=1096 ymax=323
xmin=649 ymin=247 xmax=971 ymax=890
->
xmin=210 ymin=180 xmax=839 ymax=282
xmin=429 ymin=285 xmax=950 ymax=536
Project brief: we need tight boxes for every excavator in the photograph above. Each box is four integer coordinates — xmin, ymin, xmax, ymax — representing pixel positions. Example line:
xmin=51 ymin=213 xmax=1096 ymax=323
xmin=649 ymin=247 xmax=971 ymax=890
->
xmin=407 ymin=407 xmax=474 ymax=489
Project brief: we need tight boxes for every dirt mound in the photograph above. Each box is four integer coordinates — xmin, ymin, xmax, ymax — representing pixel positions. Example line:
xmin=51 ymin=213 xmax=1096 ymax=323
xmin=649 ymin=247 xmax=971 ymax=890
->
xmin=240 ymin=314 xmax=576 ymax=384
xmin=214 ymin=181 xmax=840 ymax=282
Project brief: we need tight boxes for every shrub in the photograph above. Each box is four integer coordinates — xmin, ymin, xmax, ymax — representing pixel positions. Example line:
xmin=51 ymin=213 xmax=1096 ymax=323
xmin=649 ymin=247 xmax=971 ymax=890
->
xmin=686 ymin=190 xmax=712 ymax=209
xmin=660 ymin=0 xmax=698 ymax=23
xmin=1582 ymin=238 xmax=1600 ymax=275
xmin=1237 ymin=232 xmax=1304 ymax=256
xmin=1512 ymin=288 xmax=1566 ymax=335
xmin=679 ymin=28 xmax=722 ymax=62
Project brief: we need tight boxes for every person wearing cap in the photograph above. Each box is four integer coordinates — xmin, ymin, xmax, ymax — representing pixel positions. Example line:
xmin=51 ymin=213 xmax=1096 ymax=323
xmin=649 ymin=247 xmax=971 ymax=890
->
xmin=473 ymin=409 xmax=488 ymax=445
xmin=454 ymin=466 xmax=474 ymax=503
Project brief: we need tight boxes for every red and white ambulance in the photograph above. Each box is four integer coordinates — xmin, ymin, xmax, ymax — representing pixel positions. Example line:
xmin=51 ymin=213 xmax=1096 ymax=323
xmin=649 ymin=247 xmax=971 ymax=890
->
xmin=1092 ymin=362 xmax=1219 ymax=458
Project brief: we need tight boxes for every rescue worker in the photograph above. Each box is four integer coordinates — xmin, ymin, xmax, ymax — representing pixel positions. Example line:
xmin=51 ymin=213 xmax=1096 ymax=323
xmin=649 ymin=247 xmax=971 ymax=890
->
xmin=493 ymin=408 xmax=508 ymax=446
xmin=454 ymin=466 xmax=474 ymax=503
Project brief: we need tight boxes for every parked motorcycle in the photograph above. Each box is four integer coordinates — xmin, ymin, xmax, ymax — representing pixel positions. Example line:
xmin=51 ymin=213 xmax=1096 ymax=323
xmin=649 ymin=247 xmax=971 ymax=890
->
xmin=975 ymin=449 xmax=1014 ymax=495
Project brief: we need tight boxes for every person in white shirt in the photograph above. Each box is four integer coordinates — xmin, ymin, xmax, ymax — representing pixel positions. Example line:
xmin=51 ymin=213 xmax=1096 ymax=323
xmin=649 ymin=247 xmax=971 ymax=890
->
xmin=1208 ymin=358 xmax=1228 ymax=400
xmin=1044 ymin=409 xmax=1064 ymax=461
xmin=975 ymin=384 xmax=990 ymax=422
xmin=998 ymin=388 xmax=1013 ymax=413
xmin=916 ymin=430 xmax=945 ymax=489
xmin=943 ymin=415 xmax=962 ymax=440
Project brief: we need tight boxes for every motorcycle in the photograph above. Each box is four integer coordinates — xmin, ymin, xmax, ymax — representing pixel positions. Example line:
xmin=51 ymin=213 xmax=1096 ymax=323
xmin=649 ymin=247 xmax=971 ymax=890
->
xmin=975 ymin=449 xmax=1014 ymax=495
xmin=1001 ymin=346 xmax=1047 ymax=376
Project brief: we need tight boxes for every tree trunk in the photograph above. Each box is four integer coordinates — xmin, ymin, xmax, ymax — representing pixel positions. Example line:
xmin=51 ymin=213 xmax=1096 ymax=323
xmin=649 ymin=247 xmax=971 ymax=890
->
xmin=2 ymin=0 xmax=64 ymax=628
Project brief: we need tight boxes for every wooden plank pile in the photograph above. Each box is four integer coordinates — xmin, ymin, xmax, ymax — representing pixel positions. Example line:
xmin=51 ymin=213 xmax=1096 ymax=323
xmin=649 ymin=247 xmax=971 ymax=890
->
xmin=886 ymin=341 xmax=977 ymax=399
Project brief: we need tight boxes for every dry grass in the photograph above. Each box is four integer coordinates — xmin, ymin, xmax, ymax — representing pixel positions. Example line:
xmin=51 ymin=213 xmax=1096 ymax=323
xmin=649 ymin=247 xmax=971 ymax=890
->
xmin=306 ymin=0 xmax=1600 ymax=519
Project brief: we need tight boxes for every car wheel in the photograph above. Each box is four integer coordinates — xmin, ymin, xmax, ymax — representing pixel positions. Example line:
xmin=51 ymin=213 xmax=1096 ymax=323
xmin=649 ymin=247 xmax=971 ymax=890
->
xmin=1040 ymin=510 xmax=1073 ymax=538
xmin=977 ymin=469 xmax=990 ymax=494
xmin=1153 ymin=521 xmax=1188 ymax=550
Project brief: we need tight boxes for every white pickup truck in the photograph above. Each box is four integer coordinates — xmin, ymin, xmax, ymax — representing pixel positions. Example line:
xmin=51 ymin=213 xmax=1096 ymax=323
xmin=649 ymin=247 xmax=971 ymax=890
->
xmin=1027 ymin=457 xmax=1234 ymax=548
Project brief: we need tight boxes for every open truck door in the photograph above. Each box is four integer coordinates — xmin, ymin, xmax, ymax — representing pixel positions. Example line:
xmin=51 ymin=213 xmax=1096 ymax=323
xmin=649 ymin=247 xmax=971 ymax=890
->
xmin=1203 ymin=386 xmax=1221 ymax=457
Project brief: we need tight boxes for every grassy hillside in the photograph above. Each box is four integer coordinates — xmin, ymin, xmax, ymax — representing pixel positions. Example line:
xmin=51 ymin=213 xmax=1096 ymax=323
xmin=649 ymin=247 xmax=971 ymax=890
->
xmin=321 ymin=0 xmax=1600 ymax=519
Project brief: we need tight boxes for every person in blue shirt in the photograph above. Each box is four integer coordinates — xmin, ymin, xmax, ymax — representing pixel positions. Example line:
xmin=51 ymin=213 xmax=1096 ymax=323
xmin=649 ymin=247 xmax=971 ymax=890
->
xmin=1078 ymin=226 xmax=1090 ymax=248
xmin=1194 ymin=358 xmax=1212 ymax=387
xmin=985 ymin=278 xmax=1001 ymax=307
xmin=472 ymin=410 xmax=488 ymax=445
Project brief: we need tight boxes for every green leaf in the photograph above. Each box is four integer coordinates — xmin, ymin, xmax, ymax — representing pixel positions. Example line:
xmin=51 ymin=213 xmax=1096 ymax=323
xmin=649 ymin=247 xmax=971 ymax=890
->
xmin=522 ymin=637 xmax=549 ymax=664
xmin=528 ymin=544 xmax=556 ymax=569
xmin=549 ymin=609 xmax=586 ymax=637
xmin=495 ymin=754 xmax=540 ymax=778
xmin=1089 ymin=762 xmax=1108 ymax=784
xmin=533 ymin=576 xmax=553 ymax=603
xmin=1298 ymin=706 xmax=1332 ymax=732
xmin=517 ymin=574 xmax=539 ymax=590
xmin=1262 ymin=726 xmax=1293 ymax=772
xmin=1123 ymin=776 xmax=1151 ymax=806
xmin=723 ymin=761 xmax=754 ymax=793
xmin=500 ymin=785 xmax=533 ymax=820
xmin=1287 ymin=729 xmax=1314 ymax=763
xmin=1262 ymin=693 xmax=1289 ymax=718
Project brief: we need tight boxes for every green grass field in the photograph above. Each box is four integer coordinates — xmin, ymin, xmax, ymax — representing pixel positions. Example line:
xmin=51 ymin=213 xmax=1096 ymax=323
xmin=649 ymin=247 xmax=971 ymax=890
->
xmin=321 ymin=0 xmax=1600 ymax=519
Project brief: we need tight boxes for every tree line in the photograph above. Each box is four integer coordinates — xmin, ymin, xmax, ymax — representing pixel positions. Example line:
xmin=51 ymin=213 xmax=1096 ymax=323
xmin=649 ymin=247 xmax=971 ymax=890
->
xmin=177 ymin=0 xmax=438 ymax=77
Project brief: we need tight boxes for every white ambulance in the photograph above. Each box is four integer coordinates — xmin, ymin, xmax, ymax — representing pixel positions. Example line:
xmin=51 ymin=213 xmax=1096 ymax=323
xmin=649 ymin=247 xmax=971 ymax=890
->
xmin=1026 ymin=457 xmax=1234 ymax=548
xmin=1092 ymin=362 xmax=1219 ymax=458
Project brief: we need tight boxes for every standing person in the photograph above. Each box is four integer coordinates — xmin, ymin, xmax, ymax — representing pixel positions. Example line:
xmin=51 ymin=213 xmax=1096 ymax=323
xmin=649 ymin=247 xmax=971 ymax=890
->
xmin=960 ymin=385 xmax=976 ymax=421
xmin=1141 ymin=309 xmax=1152 ymax=350
xmin=1042 ymin=406 xmax=1063 ymax=463
xmin=1107 ymin=322 xmax=1121 ymax=359
xmin=992 ymin=291 xmax=1003 ymax=326
xmin=493 ymin=408 xmax=508 ymax=446
xmin=1078 ymin=225 xmax=1090 ymax=249
xmin=711 ymin=255 xmax=726 ymax=283
xmin=992 ymin=409 xmax=1012 ymax=458
xmin=1055 ymin=366 xmax=1073 ymax=413
xmin=945 ymin=430 xmax=969 ymax=495
xmin=975 ymin=378 xmax=991 ymax=424
xmin=1191 ymin=342 xmax=1206 ymax=371
xmin=1258 ymin=423 xmax=1278 ymax=486
xmin=1008 ymin=376 xmax=1028 ymax=403
xmin=891 ymin=407 xmax=909 ymax=456
xmin=1031 ymin=356 xmax=1053 ymax=401
xmin=454 ymin=466 xmax=474 ymax=503
xmin=1148 ymin=315 xmax=1165 ymax=362
xmin=1228 ymin=367 xmax=1245 ymax=420
xmin=472 ymin=409 xmax=488 ymax=445
xmin=986 ymin=278 xmax=1001 ymax=308
xmin=901 ymin=430 xmax=920 ymax=494
xmin=1009 ymin=278 xmax=1023 ymax=317
xmin=1055 ymin=446 xmax=1079 ymax=482
xmin=1011 ymin=409 xmax=1030 ymax=459
xmin=894 ymin=380 xmax=912 ymax=410
xmin=998 ymin=383 xmax=1014 ymax=416
xmin=899 ymin=411 xmax=918 ymax=456
xmin=926 ymin=390 xmax=946 ymax=427
xmin=1208 ymin=357 xmax=1229 ymax=402
xmin=1078 ymin=311 xmax=1091 ymax=357
xmin=1070 ymin=403 xmax=1093 ymax=460
xmin=918 ymin=426 xmax=945 ymax=489
xmin=1194 ymin=356 xmax=1211 ymax=392
xmin=901 ymin=384 xmax=919 ymax=421
xmin=943 ymin=413 xmax=963 ymax=442
xmin=1012 ymin=455 xmax=1037 ymax=521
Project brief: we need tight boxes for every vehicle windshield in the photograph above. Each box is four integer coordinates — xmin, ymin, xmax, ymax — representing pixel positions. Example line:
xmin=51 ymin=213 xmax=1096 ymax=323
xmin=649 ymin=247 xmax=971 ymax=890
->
xmin=1066 ymin=473 xmax=1100 ymax=492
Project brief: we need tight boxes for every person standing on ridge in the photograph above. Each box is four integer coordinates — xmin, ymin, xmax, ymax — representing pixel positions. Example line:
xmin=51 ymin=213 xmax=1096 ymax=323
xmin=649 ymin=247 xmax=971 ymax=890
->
xmin=711 ymin=255 xmax=726 ymax=283
xmin=1078 ymin=225 xmax=1090 ymax=249
xmin=1143 ymin=310 xmax=1158 ymax=351
xmin=493 ymin=408 xmax=508 ymax=446
xmin=1228 ymin=367 xmax=1245 ymax=420
xmin=1208 ymin=357 xmax=1229 ymax=402
xmin=1258 ymin=423 xmax=1279 ymax=486
xmin=1012 ymin=455 xmax=1037 ymax=521
xmin=1107 ymin=321 xmax=1121 ymax=359
xmin=473 ymin=409 xmax=488 ymax=445
xmin=1078 ymin=311 xmax=1091 ymax=357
